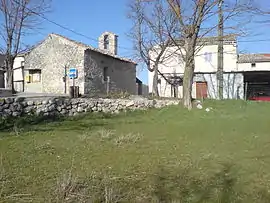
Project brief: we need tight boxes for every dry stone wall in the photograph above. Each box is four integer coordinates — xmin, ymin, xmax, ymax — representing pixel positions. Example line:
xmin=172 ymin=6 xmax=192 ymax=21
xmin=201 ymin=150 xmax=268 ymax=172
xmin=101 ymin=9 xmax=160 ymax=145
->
xmin=0 ymin=97 xmax=179 ymax=118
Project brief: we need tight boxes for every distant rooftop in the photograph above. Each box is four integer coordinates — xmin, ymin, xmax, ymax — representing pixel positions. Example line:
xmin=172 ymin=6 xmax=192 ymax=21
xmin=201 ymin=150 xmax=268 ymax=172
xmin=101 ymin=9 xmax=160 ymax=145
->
xmin=238 ymin=54 xmax=270 ymax=63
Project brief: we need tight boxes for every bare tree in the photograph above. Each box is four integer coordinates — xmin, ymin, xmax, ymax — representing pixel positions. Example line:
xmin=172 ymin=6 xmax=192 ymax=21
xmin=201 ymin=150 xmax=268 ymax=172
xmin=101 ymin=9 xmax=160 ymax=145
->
xmin=167 ymin=0 xmax=260 ymax=109
xmin=128 ymin=0 xmax=177 ymax=97
xmin=0 ymin=0 xmax=50 ymax=92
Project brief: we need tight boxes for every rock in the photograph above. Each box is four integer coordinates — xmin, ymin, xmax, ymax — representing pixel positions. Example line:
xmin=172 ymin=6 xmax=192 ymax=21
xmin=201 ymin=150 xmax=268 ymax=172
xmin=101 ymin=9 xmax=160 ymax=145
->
xmin=60 ymin=109 xmax=68 ymax=114
xmin=35 ymin=100 xmax=42 ymax=105
xmin=42 ymin=100 xmax=49 ymax=105
xmin=9 ymin=104 xmax=16 ymax=112
xmin=3 ymin=109 xmax=12 ymax=116
xmin=47 ymin=104 xmax=56 ymax=112
xmin=3 ymin=104 xmax=9 ymax=109
xmin=24 ymin=106 xmax=34 ymax=113
xmin=77 ymin=107 xmax=84 ymax=113
xmin=12 ymin=112 xmax=21 ymax=117
xmin=126 ymin=101 xmax=135 ymax=107
xmin=48 ymin=99 xmax=55 ymax=104
xmin=21 ymin=101 xmax=28 ymax=107
xmin=27 ymin=101 xmax=34 ymax=106
xmin=57 ymin=106 xmax=62 ymax=112
xmin=15 ymin=97 xmax=25 ymax=103
xmin=36 ymin=109 xmax=41 ymax=115
xmin=5 ymin=97 xmax=14 ymax=104
xmin=197 ymin=104 xmax=203 ymax=109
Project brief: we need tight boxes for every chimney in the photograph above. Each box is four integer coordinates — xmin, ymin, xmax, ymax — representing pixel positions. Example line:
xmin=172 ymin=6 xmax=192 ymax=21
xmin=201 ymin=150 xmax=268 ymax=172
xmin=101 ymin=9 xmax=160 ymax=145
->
xmin=98 ymin=32 xmax=118 ymax=55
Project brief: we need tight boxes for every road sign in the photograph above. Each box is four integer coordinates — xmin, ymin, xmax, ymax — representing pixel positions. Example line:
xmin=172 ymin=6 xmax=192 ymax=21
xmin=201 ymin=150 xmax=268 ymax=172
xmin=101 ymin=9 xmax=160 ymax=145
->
xmin=69 ymin=68 xmax=78 ymax=79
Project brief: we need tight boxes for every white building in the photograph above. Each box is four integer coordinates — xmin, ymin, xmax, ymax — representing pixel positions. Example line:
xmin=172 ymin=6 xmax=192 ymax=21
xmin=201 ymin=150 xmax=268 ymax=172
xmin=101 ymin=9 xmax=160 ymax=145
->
xmin=3 ymin=55 xmax=25 ymax=92
xmin=237 ymin=54 xmax=270 ymax=99
xmin=149 ymin=35 xmax=244 ymax=99
xmin=149 ymin=36 xmax=270 ymax=100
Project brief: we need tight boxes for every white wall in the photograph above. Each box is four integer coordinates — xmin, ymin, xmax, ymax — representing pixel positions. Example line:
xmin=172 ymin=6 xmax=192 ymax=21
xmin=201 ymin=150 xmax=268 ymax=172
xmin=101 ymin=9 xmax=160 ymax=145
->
xmin=13 ymin=56 xmax=24 ymax=81
xmin=148 ymin=42 xmax=238 ymax=98
xmin=237 ymin=61 xmax=270 ymax=72
xmin=4 ymin=56 xmax=25 ymax=90
xmin=223 ymin=73 xmax=244 ymax=99
xmin=149 ymin=43 xmax=237 ymax=74
xmin=193 ymin=73 xmax=244 ymax=100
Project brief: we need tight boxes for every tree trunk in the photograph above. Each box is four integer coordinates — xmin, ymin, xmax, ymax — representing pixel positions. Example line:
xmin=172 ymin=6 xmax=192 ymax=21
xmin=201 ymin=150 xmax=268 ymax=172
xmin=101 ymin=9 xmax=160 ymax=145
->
xmin=5 ymin=58 xmax=14 ymax=93
xmin=152 ymin=67 xmax=159 ymax=97
xmin=182 ymin=58 xmax=194 ymax=110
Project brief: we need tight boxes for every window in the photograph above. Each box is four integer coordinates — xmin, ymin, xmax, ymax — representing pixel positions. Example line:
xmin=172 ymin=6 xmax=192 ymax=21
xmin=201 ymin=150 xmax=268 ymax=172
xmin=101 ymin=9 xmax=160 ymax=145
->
xmin=251 ymin=63 xmax=256 ymax=67
xmin=29 ymin=69 xmax=41 ymax=83
xmin=104 ymin=35 xmax=109 ymax=50
xmin=204 ymin=52 xmax=212 ymax=62
xmin=103 ymin=67 xmax=109 ymax=81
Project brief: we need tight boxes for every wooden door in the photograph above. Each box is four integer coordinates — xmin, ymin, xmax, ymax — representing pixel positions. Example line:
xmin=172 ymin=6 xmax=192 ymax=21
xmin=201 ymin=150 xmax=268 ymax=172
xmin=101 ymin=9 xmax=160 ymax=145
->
xmin=196 ymin=82 xmax=208 ymax=99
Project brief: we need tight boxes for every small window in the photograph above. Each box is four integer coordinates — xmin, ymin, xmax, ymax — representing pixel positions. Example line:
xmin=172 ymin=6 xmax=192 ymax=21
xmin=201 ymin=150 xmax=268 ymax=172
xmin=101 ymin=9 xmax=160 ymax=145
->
xmin=104 ymin=35 xmax=109 ymax=50
xmin=204 ymin=52 xmax=212 ymax=62
xmin=251 ymin=63 xmax=256 ymax=67
xmin=103 ymin=67 xmax=109 ymax=81
xmin=29 ymin=69 xmax=41 ymax=83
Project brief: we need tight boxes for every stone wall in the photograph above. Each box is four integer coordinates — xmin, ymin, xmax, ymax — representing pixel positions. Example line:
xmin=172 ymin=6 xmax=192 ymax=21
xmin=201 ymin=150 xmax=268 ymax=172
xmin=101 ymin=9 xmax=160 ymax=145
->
xmin=0 ymin=97 xmax=179 ymax=118
xmin=84 ymin=50 xmax=137 ymax=95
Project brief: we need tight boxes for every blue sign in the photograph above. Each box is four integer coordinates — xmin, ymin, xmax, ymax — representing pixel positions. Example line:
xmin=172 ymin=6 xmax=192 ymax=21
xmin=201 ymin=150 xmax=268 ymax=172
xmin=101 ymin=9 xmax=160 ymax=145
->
xmin=69 ymin=68 xmax=78 ymax=79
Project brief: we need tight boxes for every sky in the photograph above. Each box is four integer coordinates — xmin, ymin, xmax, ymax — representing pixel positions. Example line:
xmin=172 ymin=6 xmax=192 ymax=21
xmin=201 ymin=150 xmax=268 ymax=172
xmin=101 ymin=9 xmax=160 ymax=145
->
xmin=22 ymin=0 xmax=270 ymax=85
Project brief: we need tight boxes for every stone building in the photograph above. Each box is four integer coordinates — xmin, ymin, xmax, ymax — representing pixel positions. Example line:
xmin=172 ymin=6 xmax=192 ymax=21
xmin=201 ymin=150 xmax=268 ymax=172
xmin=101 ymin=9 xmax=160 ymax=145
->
xmin=23 ymin=32 xmax=137 ymax=95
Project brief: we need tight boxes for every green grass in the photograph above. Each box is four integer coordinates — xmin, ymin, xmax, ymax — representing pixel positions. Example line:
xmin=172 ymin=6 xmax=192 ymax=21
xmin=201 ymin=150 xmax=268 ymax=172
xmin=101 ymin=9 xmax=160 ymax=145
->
xmin=1 ymin=100 xmax=270 ymax=202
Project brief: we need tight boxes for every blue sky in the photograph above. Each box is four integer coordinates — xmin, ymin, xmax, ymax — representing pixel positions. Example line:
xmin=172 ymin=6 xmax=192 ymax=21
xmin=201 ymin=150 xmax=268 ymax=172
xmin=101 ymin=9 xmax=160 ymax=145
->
xmin=23 ymin=0 xmax=270 ymax=84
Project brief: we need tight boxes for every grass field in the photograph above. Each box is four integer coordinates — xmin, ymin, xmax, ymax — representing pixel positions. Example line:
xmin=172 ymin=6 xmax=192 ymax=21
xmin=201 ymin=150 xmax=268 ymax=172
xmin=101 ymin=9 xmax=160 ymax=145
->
xmin=1 ymin=100 xmax=270 ymax=202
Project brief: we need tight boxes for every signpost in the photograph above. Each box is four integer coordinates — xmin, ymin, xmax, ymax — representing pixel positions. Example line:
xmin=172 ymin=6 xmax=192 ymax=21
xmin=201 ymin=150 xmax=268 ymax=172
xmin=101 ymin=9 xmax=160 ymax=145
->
xmin=69 ymin=68 xmax=78 ymax=98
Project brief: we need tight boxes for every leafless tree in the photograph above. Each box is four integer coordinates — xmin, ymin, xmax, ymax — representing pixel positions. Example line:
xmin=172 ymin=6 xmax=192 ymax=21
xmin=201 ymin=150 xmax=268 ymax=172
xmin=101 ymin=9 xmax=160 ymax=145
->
xmin=0 ymin=0 xmax=51 ymax=92
xmin=166 ymin=0 xmax=261 ymax=109
xmin=128 ymin=0 xmax=177 ymax=97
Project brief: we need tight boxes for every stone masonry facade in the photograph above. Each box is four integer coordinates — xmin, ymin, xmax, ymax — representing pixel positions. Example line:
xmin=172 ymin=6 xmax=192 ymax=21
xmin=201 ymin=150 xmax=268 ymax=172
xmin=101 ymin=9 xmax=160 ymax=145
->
xmin=25 ymin=34 xmax=85 ymax=94
xmin=24 ymin=33 xmax=137 ymax=95
xmin=0 ymin=97 xmax=179 ymax=118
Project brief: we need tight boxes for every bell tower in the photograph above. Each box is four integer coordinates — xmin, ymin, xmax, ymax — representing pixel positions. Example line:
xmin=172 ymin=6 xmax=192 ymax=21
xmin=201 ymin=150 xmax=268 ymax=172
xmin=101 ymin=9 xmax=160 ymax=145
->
xmin=98 ymin=31 xmax=118 ymax=55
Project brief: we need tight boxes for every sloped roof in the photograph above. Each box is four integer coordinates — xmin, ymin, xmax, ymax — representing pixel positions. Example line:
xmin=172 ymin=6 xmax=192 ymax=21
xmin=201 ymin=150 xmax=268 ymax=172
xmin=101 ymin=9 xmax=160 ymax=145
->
xmin=51 ymin=33 xmax=136 ymax=64
xmin=238 ymin=54 xmax=270 ymax=63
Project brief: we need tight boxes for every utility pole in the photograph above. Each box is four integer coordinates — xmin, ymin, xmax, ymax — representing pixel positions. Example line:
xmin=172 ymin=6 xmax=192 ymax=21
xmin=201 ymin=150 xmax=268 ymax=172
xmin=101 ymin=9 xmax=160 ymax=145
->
xmin=217 ymin=0 xmax=224 ymax=99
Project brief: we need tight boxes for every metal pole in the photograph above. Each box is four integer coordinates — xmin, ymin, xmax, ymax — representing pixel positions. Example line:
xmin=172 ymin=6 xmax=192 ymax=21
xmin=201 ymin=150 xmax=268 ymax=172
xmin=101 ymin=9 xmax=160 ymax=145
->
xmin=217 ymin=0 xmax=224 ymax=100
xmin=73 ymin=76 xmax=75 ymax=98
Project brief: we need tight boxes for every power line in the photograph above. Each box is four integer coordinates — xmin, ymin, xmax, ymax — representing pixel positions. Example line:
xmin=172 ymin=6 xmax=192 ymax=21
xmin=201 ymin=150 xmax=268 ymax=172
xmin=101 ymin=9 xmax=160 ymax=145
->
xmin=13 ymin=0 xmax=134 ymax=52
